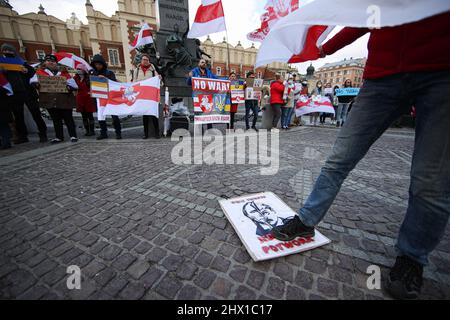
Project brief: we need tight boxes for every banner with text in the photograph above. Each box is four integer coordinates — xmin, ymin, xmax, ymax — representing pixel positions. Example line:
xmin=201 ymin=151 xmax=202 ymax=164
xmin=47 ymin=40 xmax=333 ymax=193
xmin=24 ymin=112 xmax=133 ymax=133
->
xmin=219 ymin=192 xmax=330 ymax=261
xmin=192 ymin=77 xmax=231 ymax=124
xmin=335 ymin=88 xmax=360 ymax=97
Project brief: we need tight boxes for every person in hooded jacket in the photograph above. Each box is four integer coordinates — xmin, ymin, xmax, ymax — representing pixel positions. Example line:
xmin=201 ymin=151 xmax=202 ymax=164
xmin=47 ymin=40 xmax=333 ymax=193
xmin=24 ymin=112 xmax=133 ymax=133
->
xmin=73 ymin=64 xmax=96 ymax=136
xmin=89 ymin=54 xmax=122 ymax=140
xmin=1 ymin=43 xmax=44 ymax=144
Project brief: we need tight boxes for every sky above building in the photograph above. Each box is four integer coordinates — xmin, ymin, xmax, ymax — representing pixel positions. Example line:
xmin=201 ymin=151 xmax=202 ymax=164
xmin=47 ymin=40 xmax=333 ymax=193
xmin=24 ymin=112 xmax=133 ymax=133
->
xmin=10 ymin=0 xmax=369 ymax=74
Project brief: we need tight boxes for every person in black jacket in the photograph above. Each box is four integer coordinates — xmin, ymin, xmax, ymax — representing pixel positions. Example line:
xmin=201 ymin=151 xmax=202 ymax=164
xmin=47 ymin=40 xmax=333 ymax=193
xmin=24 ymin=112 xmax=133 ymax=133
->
xmin=90 ymin=54 xmax=122 ymax=140
xmin=0 ymin=72 xmax=13 ymax=149
xmin=1 ymin=43 xmax=39 ymax=144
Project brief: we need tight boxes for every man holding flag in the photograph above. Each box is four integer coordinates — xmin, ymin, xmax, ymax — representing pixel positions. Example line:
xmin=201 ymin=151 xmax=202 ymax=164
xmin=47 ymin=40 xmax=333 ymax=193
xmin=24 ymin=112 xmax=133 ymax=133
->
xmin=269 ymin=4 xmax=450 ymax=300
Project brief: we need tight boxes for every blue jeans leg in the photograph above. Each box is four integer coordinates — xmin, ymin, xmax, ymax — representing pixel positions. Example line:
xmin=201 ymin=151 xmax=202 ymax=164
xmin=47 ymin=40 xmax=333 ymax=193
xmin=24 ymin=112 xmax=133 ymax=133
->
xmin=396 ymin=70 xmax=450 ymax=266
xmin=298 ymin=76 xmax=410 ymax=227
xmin=281 ymin=107 xmax=289 ymax=127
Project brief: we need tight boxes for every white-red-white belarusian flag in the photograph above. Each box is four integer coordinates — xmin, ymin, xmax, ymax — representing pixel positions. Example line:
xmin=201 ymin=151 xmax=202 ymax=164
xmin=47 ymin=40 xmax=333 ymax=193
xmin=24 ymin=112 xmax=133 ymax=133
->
xmin=256 ymin=0 xmax=450 ymax=67
xmin=97 ymin=76 xmax=160 ymax=121
xmin=247 ymin=0 xmax=301 ymax=42
xmin=54 ymin=52 xmax=92 ymax=71
xmin=187 ymin=0 xmax=226 ymax=39
xmin=129 ymin=23 xmax=154 ymax=52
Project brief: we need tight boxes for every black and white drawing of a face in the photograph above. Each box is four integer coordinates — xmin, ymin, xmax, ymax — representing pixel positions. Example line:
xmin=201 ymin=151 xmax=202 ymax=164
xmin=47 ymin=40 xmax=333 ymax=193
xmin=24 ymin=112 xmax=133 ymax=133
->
xmin=242 ymin=201 xmax=285 ymax=237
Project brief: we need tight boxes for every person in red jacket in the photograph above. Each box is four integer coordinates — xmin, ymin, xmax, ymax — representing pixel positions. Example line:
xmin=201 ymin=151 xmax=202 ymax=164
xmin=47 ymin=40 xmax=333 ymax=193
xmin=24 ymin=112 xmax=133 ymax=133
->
xmin=73 ymin=64 xmax=96 ymax=136
xmin=270 ymin=74 xmax=285 ymax=129
xmin=271 ymin=11 xmax=450 ymax=300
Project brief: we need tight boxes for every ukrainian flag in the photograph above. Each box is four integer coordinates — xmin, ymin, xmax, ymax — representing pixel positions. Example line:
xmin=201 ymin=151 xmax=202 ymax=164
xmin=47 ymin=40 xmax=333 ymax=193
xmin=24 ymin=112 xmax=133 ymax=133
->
xmin=0 ymin=57 xmax=24 ymax=72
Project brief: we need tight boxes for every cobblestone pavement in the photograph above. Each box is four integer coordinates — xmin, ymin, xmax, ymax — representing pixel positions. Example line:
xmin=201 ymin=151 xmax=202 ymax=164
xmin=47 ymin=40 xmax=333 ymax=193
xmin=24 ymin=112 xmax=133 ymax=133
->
xmin=0 ymin=124 xmax=449 ymax=300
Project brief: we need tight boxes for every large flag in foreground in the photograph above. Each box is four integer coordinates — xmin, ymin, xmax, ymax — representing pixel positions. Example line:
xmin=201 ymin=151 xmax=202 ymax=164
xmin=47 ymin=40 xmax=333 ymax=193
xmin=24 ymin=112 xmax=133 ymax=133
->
xmin=129 ymin=23 xmax=154 ymax=52
xmin=256 ymin=0 xmax=450 ymax=67
xmin=54 ymin=52 xmax=92 ymax=71
xmin=187 ymin=0 xmax=226 ymax=39
xmin=97 ymin=76 xmax=160 ymax=121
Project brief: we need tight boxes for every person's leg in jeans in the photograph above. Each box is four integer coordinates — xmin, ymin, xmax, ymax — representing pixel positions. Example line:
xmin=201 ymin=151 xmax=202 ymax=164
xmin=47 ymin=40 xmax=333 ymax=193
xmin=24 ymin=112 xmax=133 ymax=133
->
xmin=341 ymin=103 xmax=350 ymax=125
xmin=336 ymin=103 xmax=344 ymax=126
xmin=11 ymin=96 xmax=28 ymax=141
xmin=281 ymin=107 xmax=289 ymax=128
xmin=395 ymin=70 xmax=450 ymax=266
xmin=98 ymin=120 xmax=108 ymax=138
xmin=0 ymin=122 xmax=12 ymax=149
xmin=296 ymin=76 xmax=410 ymax=227
xmin=112 ymin=116 xmax=122 ymax=138
xmin=61 ymin=109 xmax=77 ymax=139
xmin=271 ymin=104 xmax=281 ymax=128
xmin=287 ymin=106 xmax=295 ymax=127
xmin=251 ymin=101 xmax=259 ymax=129
xmin=245 ymin=101 xmax=251 ymax=130
xmin=25 ymin=95 xmax=47 ymax=140
xmin=48 ymin=108 xmax=64 ymax=141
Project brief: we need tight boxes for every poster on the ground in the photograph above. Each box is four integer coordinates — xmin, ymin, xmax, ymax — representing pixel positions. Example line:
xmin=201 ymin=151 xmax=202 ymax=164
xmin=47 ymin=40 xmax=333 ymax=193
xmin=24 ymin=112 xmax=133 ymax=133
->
xmin=219 ymin=192 xmax=331 ymax=262
xmin=192 ymin=77 xmax=231 ymax=124
xmin=295 ymin=95 xmax=335 ymax=117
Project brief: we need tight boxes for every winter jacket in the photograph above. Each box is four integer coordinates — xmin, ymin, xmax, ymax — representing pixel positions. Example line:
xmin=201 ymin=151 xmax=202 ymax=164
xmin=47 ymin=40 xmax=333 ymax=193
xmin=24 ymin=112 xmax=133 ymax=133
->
xmin=186 ymin=67 xmax=217 ymax=86
xmin=230 ymin=104 xmax=239 ymax=113
xmin=270 ymin=80 xmax=285 ymax=105
xmin=74 ymin=74 xmax=96 ymax=113
xmin=90 ymin=54 xmax=117 ymax=81
xmin=322 ymin=11 xmax=450 ymax=79
xmin=132 ymin=64 xmax=159 ymax=82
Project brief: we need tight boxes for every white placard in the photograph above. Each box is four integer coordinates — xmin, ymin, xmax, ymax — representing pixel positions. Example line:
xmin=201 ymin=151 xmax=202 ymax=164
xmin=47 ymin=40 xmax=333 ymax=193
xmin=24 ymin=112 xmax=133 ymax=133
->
xmin=219 ymin=192 xmax=331 ymax=261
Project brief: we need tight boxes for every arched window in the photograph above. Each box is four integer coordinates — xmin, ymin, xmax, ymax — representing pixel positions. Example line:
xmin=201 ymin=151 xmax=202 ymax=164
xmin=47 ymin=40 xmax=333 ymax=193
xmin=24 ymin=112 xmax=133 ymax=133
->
xmin=33 ymin=24 xmax=43 ymax=42
xmin=81 ymin=31 xmax=88 ymax=46
xmin=66 ymin=29 xmax=74 ymax=45
xmin=111 ymin=25 xmax=118 ymax=41
xmin=216 ymin=67 xmax=222 ymax=76
xmin=50 ymin=26 xmax=59 ymax=43
xmin=96 ymin=23 xmax=104 ymax=39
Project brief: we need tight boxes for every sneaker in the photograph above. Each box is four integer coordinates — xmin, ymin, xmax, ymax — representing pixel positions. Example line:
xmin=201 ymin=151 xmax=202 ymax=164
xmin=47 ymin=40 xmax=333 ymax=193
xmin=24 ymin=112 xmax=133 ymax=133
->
xmin=96 ymin=135 xmax=108 ymax=140
xmin=386 ymin=256 xmax=423 ymax=300
xmin=116 ymin=134 xmax=122 ymax=140
xmin=51 ymin=138 xmax=63 ymax=144
xmin=70 ymin=137 xmax=78 ymax=143
xmin=271 ymin=215 xmax=315 ymax=241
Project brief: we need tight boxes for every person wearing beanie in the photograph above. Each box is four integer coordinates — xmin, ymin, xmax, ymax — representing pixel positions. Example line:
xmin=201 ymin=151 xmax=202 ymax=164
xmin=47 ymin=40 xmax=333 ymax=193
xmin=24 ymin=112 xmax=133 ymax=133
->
xmin=1 ymin=43 xmax=45 ymax=144
xmin=36 ymin=53 xmax=79 ymax=143
xmin=89 ymin=54 xmax=122 ymax=140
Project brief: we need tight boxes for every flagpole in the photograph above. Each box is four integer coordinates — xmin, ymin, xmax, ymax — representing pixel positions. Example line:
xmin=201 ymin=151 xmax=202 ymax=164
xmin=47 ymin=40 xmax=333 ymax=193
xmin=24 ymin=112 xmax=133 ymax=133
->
xmin=223 ymin=0 xmax=231 ymax=75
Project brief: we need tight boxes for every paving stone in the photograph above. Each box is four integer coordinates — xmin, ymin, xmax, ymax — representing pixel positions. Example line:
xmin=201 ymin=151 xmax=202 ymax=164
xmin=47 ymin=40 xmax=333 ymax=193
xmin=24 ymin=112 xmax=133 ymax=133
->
xmin=229 ymin=265 xmax=248 ymax=283
xmin=266 ymin=277 xmax=285 ymax=299
xmin=127 ymin=261 xmax=150 ymax=280
xmin=177 ymin=284 xmax=202 ymax=300
xmin=146 ymin=247 xmax=167 ymax=263
xmin=247 ymin=270 xmax=265 ymax=290
xmin=317 ymin=278 xmax=339 ymax=298
xmin=176 ymin=261 xmax=198 ymax=280
xmin=134 ymin=241 xmax=153 ymax=255
xmin=161 ymin=254 xmax=184 ymax=272
xmin=141 ymin=266 xmax=164 ymax=289
xmin=286 ymin=285 xmax=306 ymax=300
xmin=119 ymin=282 xmax=146 ymax=300
xmin=234 ymin=285 xmax=257 ymax=300
xmin=194 ymin=270 xmax=217 ymax=289
xmin=155 ymin=274 xmax=183 ymax=299
xmin=304 ymin=258 xmax=327 ymax=274
xmin=211 ymin=277 xmax=233 ymax=298
xmin=273 ymin=262 xmax=294 ymax=282
xmin=232 ymin=248 xmax=251 ymax=264
xmin=98 ymin=245 xmax=122 ymax=261
xmin=195 ymin=251 xmax=214 ymax=268
xmin=112 ymin=253 xmax=137 ymax=271
xmin=210 ymin=255 xmax=231 ymax=273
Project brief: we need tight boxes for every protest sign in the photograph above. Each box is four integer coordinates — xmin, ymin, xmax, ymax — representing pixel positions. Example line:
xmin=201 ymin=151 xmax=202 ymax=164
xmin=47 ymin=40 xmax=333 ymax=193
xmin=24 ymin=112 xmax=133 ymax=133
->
xmin=230 ymin=80 xmax=245 ymax=104
xmin=90 ymin=76 xmax=109 ymax=99
xmin=219 ymin=192 xmax=330 ymax=261
xmin=324 ymin=88 xmax=333 ymax=95
xmin=335 ymin=88 xmax=360 ymax=96
xmin=192 ymin=77 xmax=231 ymax=124
xmin=295 ymin=95 xmax=335 ymax=117
xmin=245 ymin=77 xmax=263 ymax=101
xmin=38 ymin=75 xmax=69 ymax=93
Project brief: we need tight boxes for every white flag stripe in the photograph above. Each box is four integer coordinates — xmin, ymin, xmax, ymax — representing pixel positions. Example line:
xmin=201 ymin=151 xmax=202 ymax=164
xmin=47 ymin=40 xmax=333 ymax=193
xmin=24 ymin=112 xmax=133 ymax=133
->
xmin=188 ymin=17 xmax=226 ymax=39
xmin=91 ymin=87 xmax=108 ymax=92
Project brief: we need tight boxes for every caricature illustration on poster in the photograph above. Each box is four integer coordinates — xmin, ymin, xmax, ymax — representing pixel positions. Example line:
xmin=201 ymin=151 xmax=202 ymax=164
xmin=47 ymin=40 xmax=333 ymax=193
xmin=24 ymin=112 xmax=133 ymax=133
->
xmin=219 ymin=192 xmax=331 ymax=261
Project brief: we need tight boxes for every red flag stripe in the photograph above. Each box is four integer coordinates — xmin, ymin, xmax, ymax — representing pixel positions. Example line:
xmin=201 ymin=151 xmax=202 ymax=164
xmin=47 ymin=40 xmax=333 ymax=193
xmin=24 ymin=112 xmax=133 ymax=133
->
xmin=288 ymin=25 xmax=328 ymax=64
xmin=193 ymin=1 xmax=224 ymax=23
xmin=105 ymin=86 xmax=160 ymax=106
